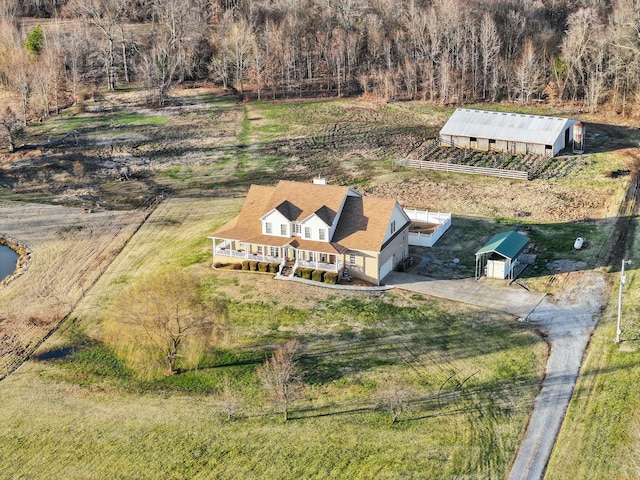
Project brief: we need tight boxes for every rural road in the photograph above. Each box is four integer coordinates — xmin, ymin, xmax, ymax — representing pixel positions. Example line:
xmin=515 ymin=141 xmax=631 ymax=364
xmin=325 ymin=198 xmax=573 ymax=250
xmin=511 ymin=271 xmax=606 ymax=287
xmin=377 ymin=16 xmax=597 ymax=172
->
xmin=386 ymin=269 xmax=607 ymax=480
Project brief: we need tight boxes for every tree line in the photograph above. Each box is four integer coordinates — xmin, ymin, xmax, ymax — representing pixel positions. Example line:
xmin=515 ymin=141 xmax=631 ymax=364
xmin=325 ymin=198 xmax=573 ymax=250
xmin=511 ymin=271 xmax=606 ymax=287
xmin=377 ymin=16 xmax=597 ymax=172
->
xmin=1 ymin=0 xmax=640 ymax=127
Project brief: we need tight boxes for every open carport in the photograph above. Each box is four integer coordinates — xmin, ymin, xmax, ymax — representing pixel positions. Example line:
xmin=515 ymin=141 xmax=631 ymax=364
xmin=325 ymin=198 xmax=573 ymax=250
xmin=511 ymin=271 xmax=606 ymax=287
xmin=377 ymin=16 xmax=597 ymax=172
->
xmin=475 ymin=230 xmax=531 ymax=281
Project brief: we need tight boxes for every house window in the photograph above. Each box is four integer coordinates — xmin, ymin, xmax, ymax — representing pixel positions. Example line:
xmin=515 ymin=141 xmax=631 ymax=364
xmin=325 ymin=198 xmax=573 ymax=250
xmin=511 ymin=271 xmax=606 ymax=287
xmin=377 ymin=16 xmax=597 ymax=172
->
xmin=304 ymin=227 xmax=311 ymax=239
xmin=270 ymin=246 xmax=279 ymax=257
xmin=265 ymin=222 xmax=272 ymax=234
xmin=349 ymin=253 xmax=357 ymax=265
xmin=309 ymin=251 xmax=317 ymax=262
xmin=294 ymin=223 xmax=302 ymax=235
xmin=280 ymin=224 xmax=287 ymax=235
xmin=489 ymin=139 xmax=496 ymax=144
xmin=319 ymin=228 xmax=326 ymax=240
xmin=390 ymin=221 xmax=396 ymax=234
xmin=257 ymin=245 xmax=263 ymax=254
xmin=470 ymin=137 xmax=477 ymax=142
xmin=320 ymin=253 xmax=327 ymax=263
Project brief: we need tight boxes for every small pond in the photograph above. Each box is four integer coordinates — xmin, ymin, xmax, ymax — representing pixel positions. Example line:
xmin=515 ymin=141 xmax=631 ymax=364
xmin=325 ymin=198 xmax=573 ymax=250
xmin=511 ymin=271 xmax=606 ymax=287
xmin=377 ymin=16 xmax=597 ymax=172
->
xmin=0 ymin=244 xmax=19 ymax=282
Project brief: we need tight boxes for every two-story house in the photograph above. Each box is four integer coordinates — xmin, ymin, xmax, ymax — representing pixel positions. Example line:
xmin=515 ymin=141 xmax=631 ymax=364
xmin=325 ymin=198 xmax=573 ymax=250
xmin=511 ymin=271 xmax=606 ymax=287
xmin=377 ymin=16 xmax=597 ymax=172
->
xmin=208 ymin=179 xmax=411 ymax=285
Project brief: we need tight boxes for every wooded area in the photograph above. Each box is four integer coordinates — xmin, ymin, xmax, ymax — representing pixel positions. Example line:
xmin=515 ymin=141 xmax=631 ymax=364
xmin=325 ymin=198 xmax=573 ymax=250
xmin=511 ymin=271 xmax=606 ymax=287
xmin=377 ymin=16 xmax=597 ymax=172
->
xmin=1 ymin=0 xmax=640 ymax=128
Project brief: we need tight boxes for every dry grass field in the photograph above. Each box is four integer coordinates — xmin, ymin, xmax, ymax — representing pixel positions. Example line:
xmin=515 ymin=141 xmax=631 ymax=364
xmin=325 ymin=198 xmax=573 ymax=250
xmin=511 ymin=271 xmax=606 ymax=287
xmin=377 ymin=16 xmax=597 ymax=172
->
xmin=0 ymin=202 xmax=146 ymax=376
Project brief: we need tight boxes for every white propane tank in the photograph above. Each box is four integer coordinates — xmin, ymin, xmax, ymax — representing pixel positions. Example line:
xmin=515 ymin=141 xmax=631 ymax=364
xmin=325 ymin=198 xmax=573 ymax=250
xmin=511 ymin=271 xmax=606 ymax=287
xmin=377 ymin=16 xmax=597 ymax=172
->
xmin=574 ymin=237 xmax=584 ymax=250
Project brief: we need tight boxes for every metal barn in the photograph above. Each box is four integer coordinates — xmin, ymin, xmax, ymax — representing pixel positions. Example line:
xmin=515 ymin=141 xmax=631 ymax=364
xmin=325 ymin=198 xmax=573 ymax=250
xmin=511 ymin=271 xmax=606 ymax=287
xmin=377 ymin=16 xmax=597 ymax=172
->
xmin=439 ymin=109 xmax=582 ymax=157
xmin=475 ymin=230 xmax=530 ymax=281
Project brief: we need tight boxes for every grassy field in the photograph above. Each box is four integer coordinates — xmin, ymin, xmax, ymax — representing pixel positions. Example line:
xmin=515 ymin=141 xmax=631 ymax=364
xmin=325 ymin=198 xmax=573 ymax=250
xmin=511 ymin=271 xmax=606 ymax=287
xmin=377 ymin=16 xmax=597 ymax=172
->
xmin=0 ymin=197 xmax=548 ymax=479
xmin=544 ymin=226 xmax=640 ymax=478
xmin=1 ymin=86 xmax=639 ymax=478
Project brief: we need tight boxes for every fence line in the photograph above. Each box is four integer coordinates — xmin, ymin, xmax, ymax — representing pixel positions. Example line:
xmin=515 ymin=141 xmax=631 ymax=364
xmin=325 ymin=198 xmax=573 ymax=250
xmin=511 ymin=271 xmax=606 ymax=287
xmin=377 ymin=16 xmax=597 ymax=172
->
xmin=403 ymin=159 xmax=530 ymax=180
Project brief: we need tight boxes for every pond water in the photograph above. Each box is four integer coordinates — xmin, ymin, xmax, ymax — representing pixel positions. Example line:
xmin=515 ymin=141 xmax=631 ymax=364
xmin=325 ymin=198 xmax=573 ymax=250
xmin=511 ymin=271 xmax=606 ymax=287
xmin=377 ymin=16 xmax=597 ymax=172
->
xmin=0 ymin=244 xmax=19 ymax=282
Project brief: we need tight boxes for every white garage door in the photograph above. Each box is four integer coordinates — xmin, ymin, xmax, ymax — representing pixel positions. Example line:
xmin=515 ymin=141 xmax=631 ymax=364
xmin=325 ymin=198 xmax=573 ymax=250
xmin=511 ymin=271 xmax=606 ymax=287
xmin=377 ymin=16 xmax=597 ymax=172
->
xmin=380 ymin=256 xmax=394 ymax=280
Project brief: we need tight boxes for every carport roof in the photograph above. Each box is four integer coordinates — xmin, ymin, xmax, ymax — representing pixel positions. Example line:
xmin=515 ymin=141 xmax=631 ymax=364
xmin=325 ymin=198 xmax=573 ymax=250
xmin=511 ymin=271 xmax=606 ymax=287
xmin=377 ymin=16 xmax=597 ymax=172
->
xmin=475 ymin=230 xmax=529 ymax=260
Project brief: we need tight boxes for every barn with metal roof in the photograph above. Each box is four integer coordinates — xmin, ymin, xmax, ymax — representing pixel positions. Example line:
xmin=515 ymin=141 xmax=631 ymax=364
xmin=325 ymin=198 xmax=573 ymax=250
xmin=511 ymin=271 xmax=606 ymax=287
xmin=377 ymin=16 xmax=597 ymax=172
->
xmin=439 ymin=109 xmax=583 ymax=157
xmin=475 ymin=230 xmax=530 ymax=280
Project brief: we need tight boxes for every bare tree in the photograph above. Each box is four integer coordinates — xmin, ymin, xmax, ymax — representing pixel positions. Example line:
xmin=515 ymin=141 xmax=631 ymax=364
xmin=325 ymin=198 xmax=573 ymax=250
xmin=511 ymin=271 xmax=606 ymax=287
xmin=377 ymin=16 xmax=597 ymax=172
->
xmin=139 ymin=0 xmax=200 ymax=105
xmin=515 ymin=40 xmax=543 ymax=103
xmin=378 ymin=373 xmax=412 ymax=424
xmin=0 ymin=106 xmax=20 ymax=152
xmin=219 ymin=375 xmax=243 ymax=421
xmin=479 ymin=12 xmax=501 ymax=100
xmin=257 ymin=339 xmax=302 ymax=421
xmin=66 ymin=0 xmax=129 ymax=91
xmin=118 ymin=272 xmax=229 ymax=375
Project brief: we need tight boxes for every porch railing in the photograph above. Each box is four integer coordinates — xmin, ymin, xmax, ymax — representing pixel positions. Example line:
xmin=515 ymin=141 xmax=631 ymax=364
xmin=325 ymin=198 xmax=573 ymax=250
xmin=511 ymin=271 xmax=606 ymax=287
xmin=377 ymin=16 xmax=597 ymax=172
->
xmin=296 ymin=260 xmax=344 ymax=272
xmin=215 ymin=247 xmax=281 ymax=263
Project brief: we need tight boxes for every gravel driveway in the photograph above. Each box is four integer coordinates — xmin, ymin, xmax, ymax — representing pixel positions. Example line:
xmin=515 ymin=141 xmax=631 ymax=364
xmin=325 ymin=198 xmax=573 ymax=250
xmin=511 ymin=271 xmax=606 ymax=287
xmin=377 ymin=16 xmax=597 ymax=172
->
xmin=386 ymin=269 xmax=608 ymax=480
xmin=507 ymin=271 xmax=608 ymax=480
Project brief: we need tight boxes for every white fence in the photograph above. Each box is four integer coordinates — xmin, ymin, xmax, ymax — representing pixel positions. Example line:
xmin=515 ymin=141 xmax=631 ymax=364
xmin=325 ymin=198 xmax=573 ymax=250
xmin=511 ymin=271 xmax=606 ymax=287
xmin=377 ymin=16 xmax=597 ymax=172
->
xmin=404 ymin=159 xmax=530 ymax=180
xmin=404 ymin=208 xmax=452 ymax=247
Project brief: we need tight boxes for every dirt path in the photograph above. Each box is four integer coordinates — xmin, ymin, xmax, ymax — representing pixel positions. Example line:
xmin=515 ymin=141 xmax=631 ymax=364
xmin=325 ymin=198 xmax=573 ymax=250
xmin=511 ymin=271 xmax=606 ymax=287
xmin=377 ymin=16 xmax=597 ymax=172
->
xmin=507 ymin=272 xmax=607 ymax=480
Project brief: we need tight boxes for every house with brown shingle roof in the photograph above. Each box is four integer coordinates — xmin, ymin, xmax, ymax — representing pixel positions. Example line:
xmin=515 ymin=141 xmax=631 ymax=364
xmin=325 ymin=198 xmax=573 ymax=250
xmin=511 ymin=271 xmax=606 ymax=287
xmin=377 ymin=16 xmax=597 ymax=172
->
xmin=208 ymin=179 xmax=411 ymax=285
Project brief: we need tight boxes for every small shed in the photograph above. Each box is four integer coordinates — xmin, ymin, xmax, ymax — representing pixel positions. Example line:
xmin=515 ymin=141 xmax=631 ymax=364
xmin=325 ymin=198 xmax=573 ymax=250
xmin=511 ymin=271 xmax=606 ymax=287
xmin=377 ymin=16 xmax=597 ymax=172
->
xmin=440 ymin=109 xmax=582 ymax=157
xmin=475 ymin=230 xmax=530 ymax=280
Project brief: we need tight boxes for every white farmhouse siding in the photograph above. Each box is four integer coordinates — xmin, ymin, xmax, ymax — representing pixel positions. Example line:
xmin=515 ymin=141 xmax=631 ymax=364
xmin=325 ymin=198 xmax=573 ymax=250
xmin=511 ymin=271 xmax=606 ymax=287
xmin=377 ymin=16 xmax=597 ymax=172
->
xmin=440 ymin=109 xmax=581 ymax=157
xmin=261 ymin=209 xmax=291 ymax=237
xmin=300 ymin=213 xmax=331 ymax=241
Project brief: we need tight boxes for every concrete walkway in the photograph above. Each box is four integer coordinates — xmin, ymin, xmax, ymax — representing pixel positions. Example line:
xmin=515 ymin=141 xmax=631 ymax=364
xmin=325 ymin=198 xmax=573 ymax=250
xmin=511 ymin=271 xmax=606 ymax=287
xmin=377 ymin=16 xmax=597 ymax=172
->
xmin=384 ymin=270 xmax=546 ymax=318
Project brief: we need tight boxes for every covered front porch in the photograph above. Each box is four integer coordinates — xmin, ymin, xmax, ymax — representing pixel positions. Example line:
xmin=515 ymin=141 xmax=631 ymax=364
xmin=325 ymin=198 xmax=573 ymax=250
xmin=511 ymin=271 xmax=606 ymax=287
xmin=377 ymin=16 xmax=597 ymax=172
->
xmin=213 ymin=238 xmax=285 ymax=263
xmin=294 ymin=249 xmax=344 ymax=273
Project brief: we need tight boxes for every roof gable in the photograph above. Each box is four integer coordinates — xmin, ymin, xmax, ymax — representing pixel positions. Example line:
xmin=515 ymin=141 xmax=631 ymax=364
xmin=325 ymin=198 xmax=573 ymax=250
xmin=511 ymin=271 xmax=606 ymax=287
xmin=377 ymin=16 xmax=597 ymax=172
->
xmin=440 ymin=108 xmax=578 ymax=146
xmin=274 ymin=200 xmax=303 ymax=221
xmin=475 ymin=230 xmax=529 ymax=260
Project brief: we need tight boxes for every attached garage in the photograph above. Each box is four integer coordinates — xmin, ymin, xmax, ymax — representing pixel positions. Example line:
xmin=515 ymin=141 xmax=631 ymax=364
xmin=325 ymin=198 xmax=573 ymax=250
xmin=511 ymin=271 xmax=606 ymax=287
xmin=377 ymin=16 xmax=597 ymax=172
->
xmin=380 ymin=255 xmax=394 ymax=280
xmin=439 ymin=109 xmax=583 ymax=157
xmin=475 ymin=230 xmax=530 ymax=281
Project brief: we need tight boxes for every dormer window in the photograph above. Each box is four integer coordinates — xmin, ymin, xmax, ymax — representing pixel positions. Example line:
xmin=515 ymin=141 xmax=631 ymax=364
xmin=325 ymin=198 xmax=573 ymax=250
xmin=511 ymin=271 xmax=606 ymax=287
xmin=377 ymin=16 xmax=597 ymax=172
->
xmin=319 ymin=228 xmax=326 ymax=241
xmin=294 ymin=223 xmax=302 ymax=235
xmin=304 ymin=227 xmax=311 ymax=239
xmin=266 ymin=222 xmax=272 ymax=234
xmin=280 ymin=224 xmax=287 ymax=235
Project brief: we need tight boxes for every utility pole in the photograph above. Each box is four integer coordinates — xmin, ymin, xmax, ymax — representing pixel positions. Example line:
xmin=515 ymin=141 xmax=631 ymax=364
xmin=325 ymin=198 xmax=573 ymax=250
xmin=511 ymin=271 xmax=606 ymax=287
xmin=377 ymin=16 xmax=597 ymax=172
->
xmin=616 ymin=259 xmax=632 ymax=343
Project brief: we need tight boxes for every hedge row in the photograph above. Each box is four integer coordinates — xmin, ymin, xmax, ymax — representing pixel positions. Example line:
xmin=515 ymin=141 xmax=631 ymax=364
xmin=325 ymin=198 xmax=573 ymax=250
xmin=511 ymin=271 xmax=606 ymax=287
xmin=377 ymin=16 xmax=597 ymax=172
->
xmin=294 ymin=268 xmax=339 ymax=285
xmin=241 ymin=260 xmax=280 ymax=273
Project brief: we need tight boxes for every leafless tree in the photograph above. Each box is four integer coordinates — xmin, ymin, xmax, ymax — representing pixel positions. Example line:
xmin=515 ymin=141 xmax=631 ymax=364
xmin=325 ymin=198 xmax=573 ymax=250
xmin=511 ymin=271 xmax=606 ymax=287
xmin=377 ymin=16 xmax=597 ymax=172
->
xmin=219 ymin=375 xmax=243 ymax=421
xmin=480 ymin=12 xmax=501 ymax=100
xmin=515 ymin=40 xmax=543 ymax=103
xmin=66 ymin=0 xmax=129 ymax=91
xmin=378 ymin=373 xmax=412 ymax=424
xmin=0 ymin=106 xmax=20 ymax=151
xmin=118 ymin=272 xmax=229 ymax=375
xmin=257 ymin=339 xmax=302 ymax=421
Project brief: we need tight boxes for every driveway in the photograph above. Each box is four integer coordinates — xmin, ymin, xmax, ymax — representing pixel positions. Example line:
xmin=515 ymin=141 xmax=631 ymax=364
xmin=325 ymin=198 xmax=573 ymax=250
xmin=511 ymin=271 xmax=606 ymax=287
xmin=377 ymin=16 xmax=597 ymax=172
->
xmin=507 ymin=272 xmax=607 ymax=480
xmin=384 ymin=270 xmax=546 ymax=318
xmin=385 ymin=269 xmax=607 ymax=480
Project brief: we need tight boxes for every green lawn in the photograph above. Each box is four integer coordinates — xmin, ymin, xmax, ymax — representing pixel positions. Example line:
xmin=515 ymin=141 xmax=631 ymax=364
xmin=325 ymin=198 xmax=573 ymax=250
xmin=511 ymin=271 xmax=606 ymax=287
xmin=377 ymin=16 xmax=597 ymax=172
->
xmin=0 ymin=197 xmax=547 ymax=479
xmin=545 ymin=229 xmax=640 ymax=478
